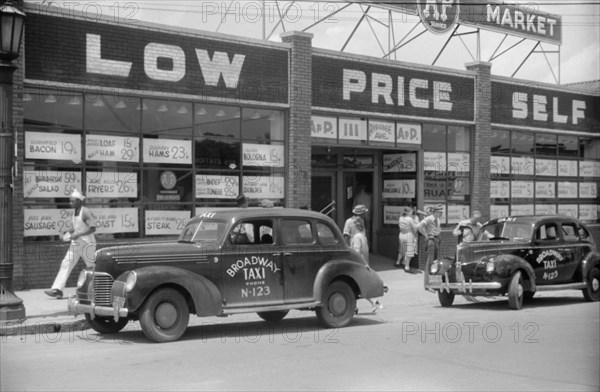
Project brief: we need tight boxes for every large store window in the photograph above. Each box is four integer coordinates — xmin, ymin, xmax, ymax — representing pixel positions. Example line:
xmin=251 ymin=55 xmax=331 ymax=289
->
xmin=23 ymin=88 xmax=286 ymax=241
xmin=491 ymin=129 xmax=599 ymax=222
xmin=423 ymin=124 xmax=472 ymax=225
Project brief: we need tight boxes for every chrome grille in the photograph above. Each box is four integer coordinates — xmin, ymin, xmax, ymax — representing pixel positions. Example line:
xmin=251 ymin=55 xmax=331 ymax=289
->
xmin=92 ymin=274 xmax=114 ymax=306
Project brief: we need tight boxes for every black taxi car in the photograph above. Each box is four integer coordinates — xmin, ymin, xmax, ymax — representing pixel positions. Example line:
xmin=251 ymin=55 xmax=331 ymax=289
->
xmin=69 ymin=208 xmax=385 ymax=342
xmin=424 ymin=215 xmax=599 ymax=310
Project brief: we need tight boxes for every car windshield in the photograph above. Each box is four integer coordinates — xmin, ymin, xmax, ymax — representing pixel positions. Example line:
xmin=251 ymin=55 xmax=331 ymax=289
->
xmin=479 ymin=221 xmax=533 ymax=242
xmin=178 ymin=220 xmax=227 ymax=243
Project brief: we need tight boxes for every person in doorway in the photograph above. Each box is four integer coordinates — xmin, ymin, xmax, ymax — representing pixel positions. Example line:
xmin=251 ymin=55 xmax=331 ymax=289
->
xmin=44 ymin=190 xmax=97 ymax=299
xmin=343 ymin=204 xmax=367 ymax=245
xmin=396 ymin=207 xmax=418 ymax=273
xmin=353 ymin=184 xmax=372 ymax=242
xmin=417 ymin=204 xmax=444 ymax=269
xmin=350 ymin=218 xmax=382 ymax=313
xmin=236 ymin=193 xmax=249 ymax=208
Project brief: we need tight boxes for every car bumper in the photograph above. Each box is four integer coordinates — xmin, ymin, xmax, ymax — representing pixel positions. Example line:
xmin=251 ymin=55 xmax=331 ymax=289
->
xmin=68 ymin=280 xmax=129 ymax=321
xmin=424 ymin=272 xmax=502 ymax=293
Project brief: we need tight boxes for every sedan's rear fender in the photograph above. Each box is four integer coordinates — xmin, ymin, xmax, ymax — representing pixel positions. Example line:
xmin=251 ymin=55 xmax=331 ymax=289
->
xmin=313 ymin=259 xmax=385 ymax=301
xmin=116 ymin=266 xmax=222 ymax=316
xmin=581 ymin=250 xmax=600 ymax=279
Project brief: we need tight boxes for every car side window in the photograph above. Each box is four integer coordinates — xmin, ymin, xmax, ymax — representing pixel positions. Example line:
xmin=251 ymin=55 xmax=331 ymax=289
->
xmin=317 ymin=222 xmax=340 ymax=245
xmin=536 ymin=223 xmax=559 ymax=241
xmin=230 ymin=220 xmax=274 ymax=245
xmin=281 ymin=219 xmax=314 ymax=244
xmin=561 ymin=223 xmax=579 ymax=242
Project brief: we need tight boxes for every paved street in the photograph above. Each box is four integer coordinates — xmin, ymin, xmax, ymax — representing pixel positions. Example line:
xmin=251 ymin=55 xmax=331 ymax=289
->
xmin=2 ymin=262 xmax=598 ymax=392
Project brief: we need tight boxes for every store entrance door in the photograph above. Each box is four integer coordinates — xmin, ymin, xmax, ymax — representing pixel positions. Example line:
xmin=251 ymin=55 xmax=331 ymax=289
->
xmin=343 ymin=171 xmax=374 ymax=245
xmin=311 ymin=172 xmax=337 ymax=221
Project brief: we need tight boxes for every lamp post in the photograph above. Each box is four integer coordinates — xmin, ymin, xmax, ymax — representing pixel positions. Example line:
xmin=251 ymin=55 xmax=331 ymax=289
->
xmin=0 ymin=0 xmax=25 ymax=323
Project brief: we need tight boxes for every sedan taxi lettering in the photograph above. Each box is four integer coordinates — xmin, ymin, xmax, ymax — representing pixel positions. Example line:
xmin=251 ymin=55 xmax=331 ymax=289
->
xmin=535 ymin=250 xmax=564 ymax=264
xmin=226 ymin=256 xmax=280 ymax=278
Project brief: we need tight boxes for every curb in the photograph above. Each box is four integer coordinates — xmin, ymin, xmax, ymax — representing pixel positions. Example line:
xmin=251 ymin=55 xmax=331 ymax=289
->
xmin=0 ymin=317 xmax=90 ymax=337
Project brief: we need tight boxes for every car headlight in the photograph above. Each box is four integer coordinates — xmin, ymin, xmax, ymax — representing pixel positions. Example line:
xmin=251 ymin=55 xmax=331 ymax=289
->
xmin=430 ymin=261 xmax=440 ymax=274
xmin=485 ymin=260 xmax=495 ymax=273
xmin=125 ymin=271 xmax=137 ymax=292
xmin=76 ymin=270 xmax=87 ymax=288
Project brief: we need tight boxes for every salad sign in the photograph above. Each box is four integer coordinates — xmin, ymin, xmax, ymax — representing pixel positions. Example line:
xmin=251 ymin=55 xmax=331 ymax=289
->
xmin=24 ymin=170 xmax=81 ymax=198
xmin=145 ymin=210 xmax=191 ymax=235
xmin=195 ymin=175 xmax=238 ymax=199
xmin=86 ymin=134 xmax=139 ymax=162
xmin=25 ymin=131 xmax=81 ymax=162
xmin=24 ymin=209 xmax=73 ymax=237
xmin=143 ymin=138 xmax=192 ymax=164
xmin=86 ymin=172 xmax=138 ymax=198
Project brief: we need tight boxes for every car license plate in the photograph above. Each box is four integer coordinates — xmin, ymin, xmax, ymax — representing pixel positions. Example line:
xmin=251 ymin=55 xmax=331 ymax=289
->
xmin=427 ymin=275 xmax=442 ymax=285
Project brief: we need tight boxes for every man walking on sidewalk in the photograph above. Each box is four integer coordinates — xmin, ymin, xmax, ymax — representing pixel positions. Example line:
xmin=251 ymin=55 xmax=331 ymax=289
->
xmin=44 ymin=189 xmax=97 ymax=299
xmin=417 ymin=204 xmax=443 ymax=269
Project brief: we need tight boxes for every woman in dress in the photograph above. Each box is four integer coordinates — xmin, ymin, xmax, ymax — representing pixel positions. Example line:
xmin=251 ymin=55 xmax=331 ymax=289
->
xmin=396 ymin=207 xmax=418 ymax=273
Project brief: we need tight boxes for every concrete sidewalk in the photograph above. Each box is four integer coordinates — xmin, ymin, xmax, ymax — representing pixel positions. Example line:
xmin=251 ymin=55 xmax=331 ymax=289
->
xmin=0 ymin=253 xmax=412 ymax=336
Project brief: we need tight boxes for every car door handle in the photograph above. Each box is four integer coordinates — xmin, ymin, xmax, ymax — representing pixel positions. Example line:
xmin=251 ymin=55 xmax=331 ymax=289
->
xmin=283 ymin=252 xmax=293 ymax=257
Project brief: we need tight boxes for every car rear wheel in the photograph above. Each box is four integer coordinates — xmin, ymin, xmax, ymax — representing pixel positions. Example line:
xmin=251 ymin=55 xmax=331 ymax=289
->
xmin=508 ymin=271 xmax=524 ymax=310
xmin=438 ymin=290 xmax=455 ymax=307
xmin=140 ymin=288 xmax=190 ymax=343
xmin=316 ymin=280 xmax=356 ymax=328
xmin=582 ymin=267 xmax=600 ymax=302
xmin=257 ymin=310 xmax=289 ymax=323
xmin=85 ymin=314 xmax=129 ymax=334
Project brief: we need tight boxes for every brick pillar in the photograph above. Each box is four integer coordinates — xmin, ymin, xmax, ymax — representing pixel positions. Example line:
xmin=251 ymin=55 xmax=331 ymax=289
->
xmin=466 ymin=61 xmax=492 ymax=220
xmin=281 ymin=31 xmax=313 ymax=209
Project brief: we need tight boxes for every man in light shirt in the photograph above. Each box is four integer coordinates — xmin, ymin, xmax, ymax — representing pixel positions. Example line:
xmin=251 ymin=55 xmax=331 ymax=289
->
xmin=417 ymin=204 xmax=444 ymax=268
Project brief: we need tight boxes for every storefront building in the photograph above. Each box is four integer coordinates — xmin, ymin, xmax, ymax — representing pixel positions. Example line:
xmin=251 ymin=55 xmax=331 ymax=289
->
xmin=9 ymin=6 xmax=599 ymax=289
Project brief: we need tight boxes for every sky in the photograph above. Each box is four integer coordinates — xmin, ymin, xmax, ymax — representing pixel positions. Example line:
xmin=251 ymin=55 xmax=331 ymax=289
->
xmin=31 ymin=0 xmax=600 ymax=86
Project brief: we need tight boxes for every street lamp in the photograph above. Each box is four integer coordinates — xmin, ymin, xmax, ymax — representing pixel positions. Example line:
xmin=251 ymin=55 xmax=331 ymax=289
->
xmin=0 ymin=0 xmax=25 ymax=324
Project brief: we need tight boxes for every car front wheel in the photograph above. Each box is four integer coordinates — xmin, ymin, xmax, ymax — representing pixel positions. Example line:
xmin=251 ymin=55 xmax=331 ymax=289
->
xmin=508 ymin=271 xmax=524 ymax=310
xmin=257 ymin=310 xmax=289 ymax=323
xmin=316 ymin=281 xmax=356 ymax=328
xmin=582 ymin=267 xmax=600 ymax=302
xmin=85 ymin=314 xmax=129 ymax=334
xmin=438 ymin=290 xmax=455 ymax=307
xmin=139 ymin=288 xmax=190 ymax=343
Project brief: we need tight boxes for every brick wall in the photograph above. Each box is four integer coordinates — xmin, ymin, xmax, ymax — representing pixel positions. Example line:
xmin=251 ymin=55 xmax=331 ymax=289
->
xmin=281 ymin=32 xmax=313 ymax=209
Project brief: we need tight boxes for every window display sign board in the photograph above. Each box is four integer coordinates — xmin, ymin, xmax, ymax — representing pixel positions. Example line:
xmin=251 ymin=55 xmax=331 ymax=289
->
xmin=511 ymin=157 xmax=535 ymax=177
xmin=490 ymin=205 xmax=509 ymax=220
xmin=558 ymin=182 xmax=578 ymax=198
xmin=242 ymin=143 xmax=284 ymax=167
xmin=491 ymin=181 xmax=510 ymax=198
xmin=311 ymin=116 xmax=337 ymax=139
xmin=242 ymin=176 xmax=284 ymax=199
xmin=511 ymin=204 xmax=534 ymax=216
xmin=145 ymin=210 xmax=191 ymax=235
xmin=395 ymin=123 xmax=421 ymax=145
xmin=535 ymin=181 xmax=556 ymax=198
xmin=447 ymin=205 xmax=470 ymax=224
xmin=491 ymin=156 xmax=510 ymax=175
xmin=580 ymin=183 xmax=598 ymax=198
xmin=447 ymin=152 xmax=470 ymax=172
xmin=339 ymin=118 xmax=367 ymax=142
xmin=24 ymin=209 xmax=73 ymax=237
xmin=195 ymin=175 xmax=239 ymax=199
xmin=368 ymin=120 xmax=394 ymax=144
xmin=424 ymin=152 xmax=446 ymax=172
xmin=86 ymin=172 xmax=138 ymax=199
xmin=383 ymin=153 xmax=416 ymax=173
xmin=511 ymin=181 xmax=534 ymax=199
xmin=535 ymin=159 xmax=557 ymax=176
xmin=24 ymin=170 xmax=81 ymax=199
xmin=90 ymin=207 xmax=139 ymax=234
xmin=143 ymin=139 xmax=192 ymax=164
xmin=558 ymin=160 xmax=578 ymax=177
xmin=557 ymin=204 xmax=578 ymax=218
xmin=579 ymin=205 xmax=598 ymax=221
xmin=382 ymin=179 xmax=416 ymax=199
xmin=86 ymin=134 xmax=140 ymax=162
xmin=535 ymin=204 xmax=557 ymax=215
xmin=25 ymin=131 xmax=81 ymax=162
xmin=580 ymin=161 xmax=600 ymax=178
xmin=383 ymin=205 xmax=406 ymax=225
